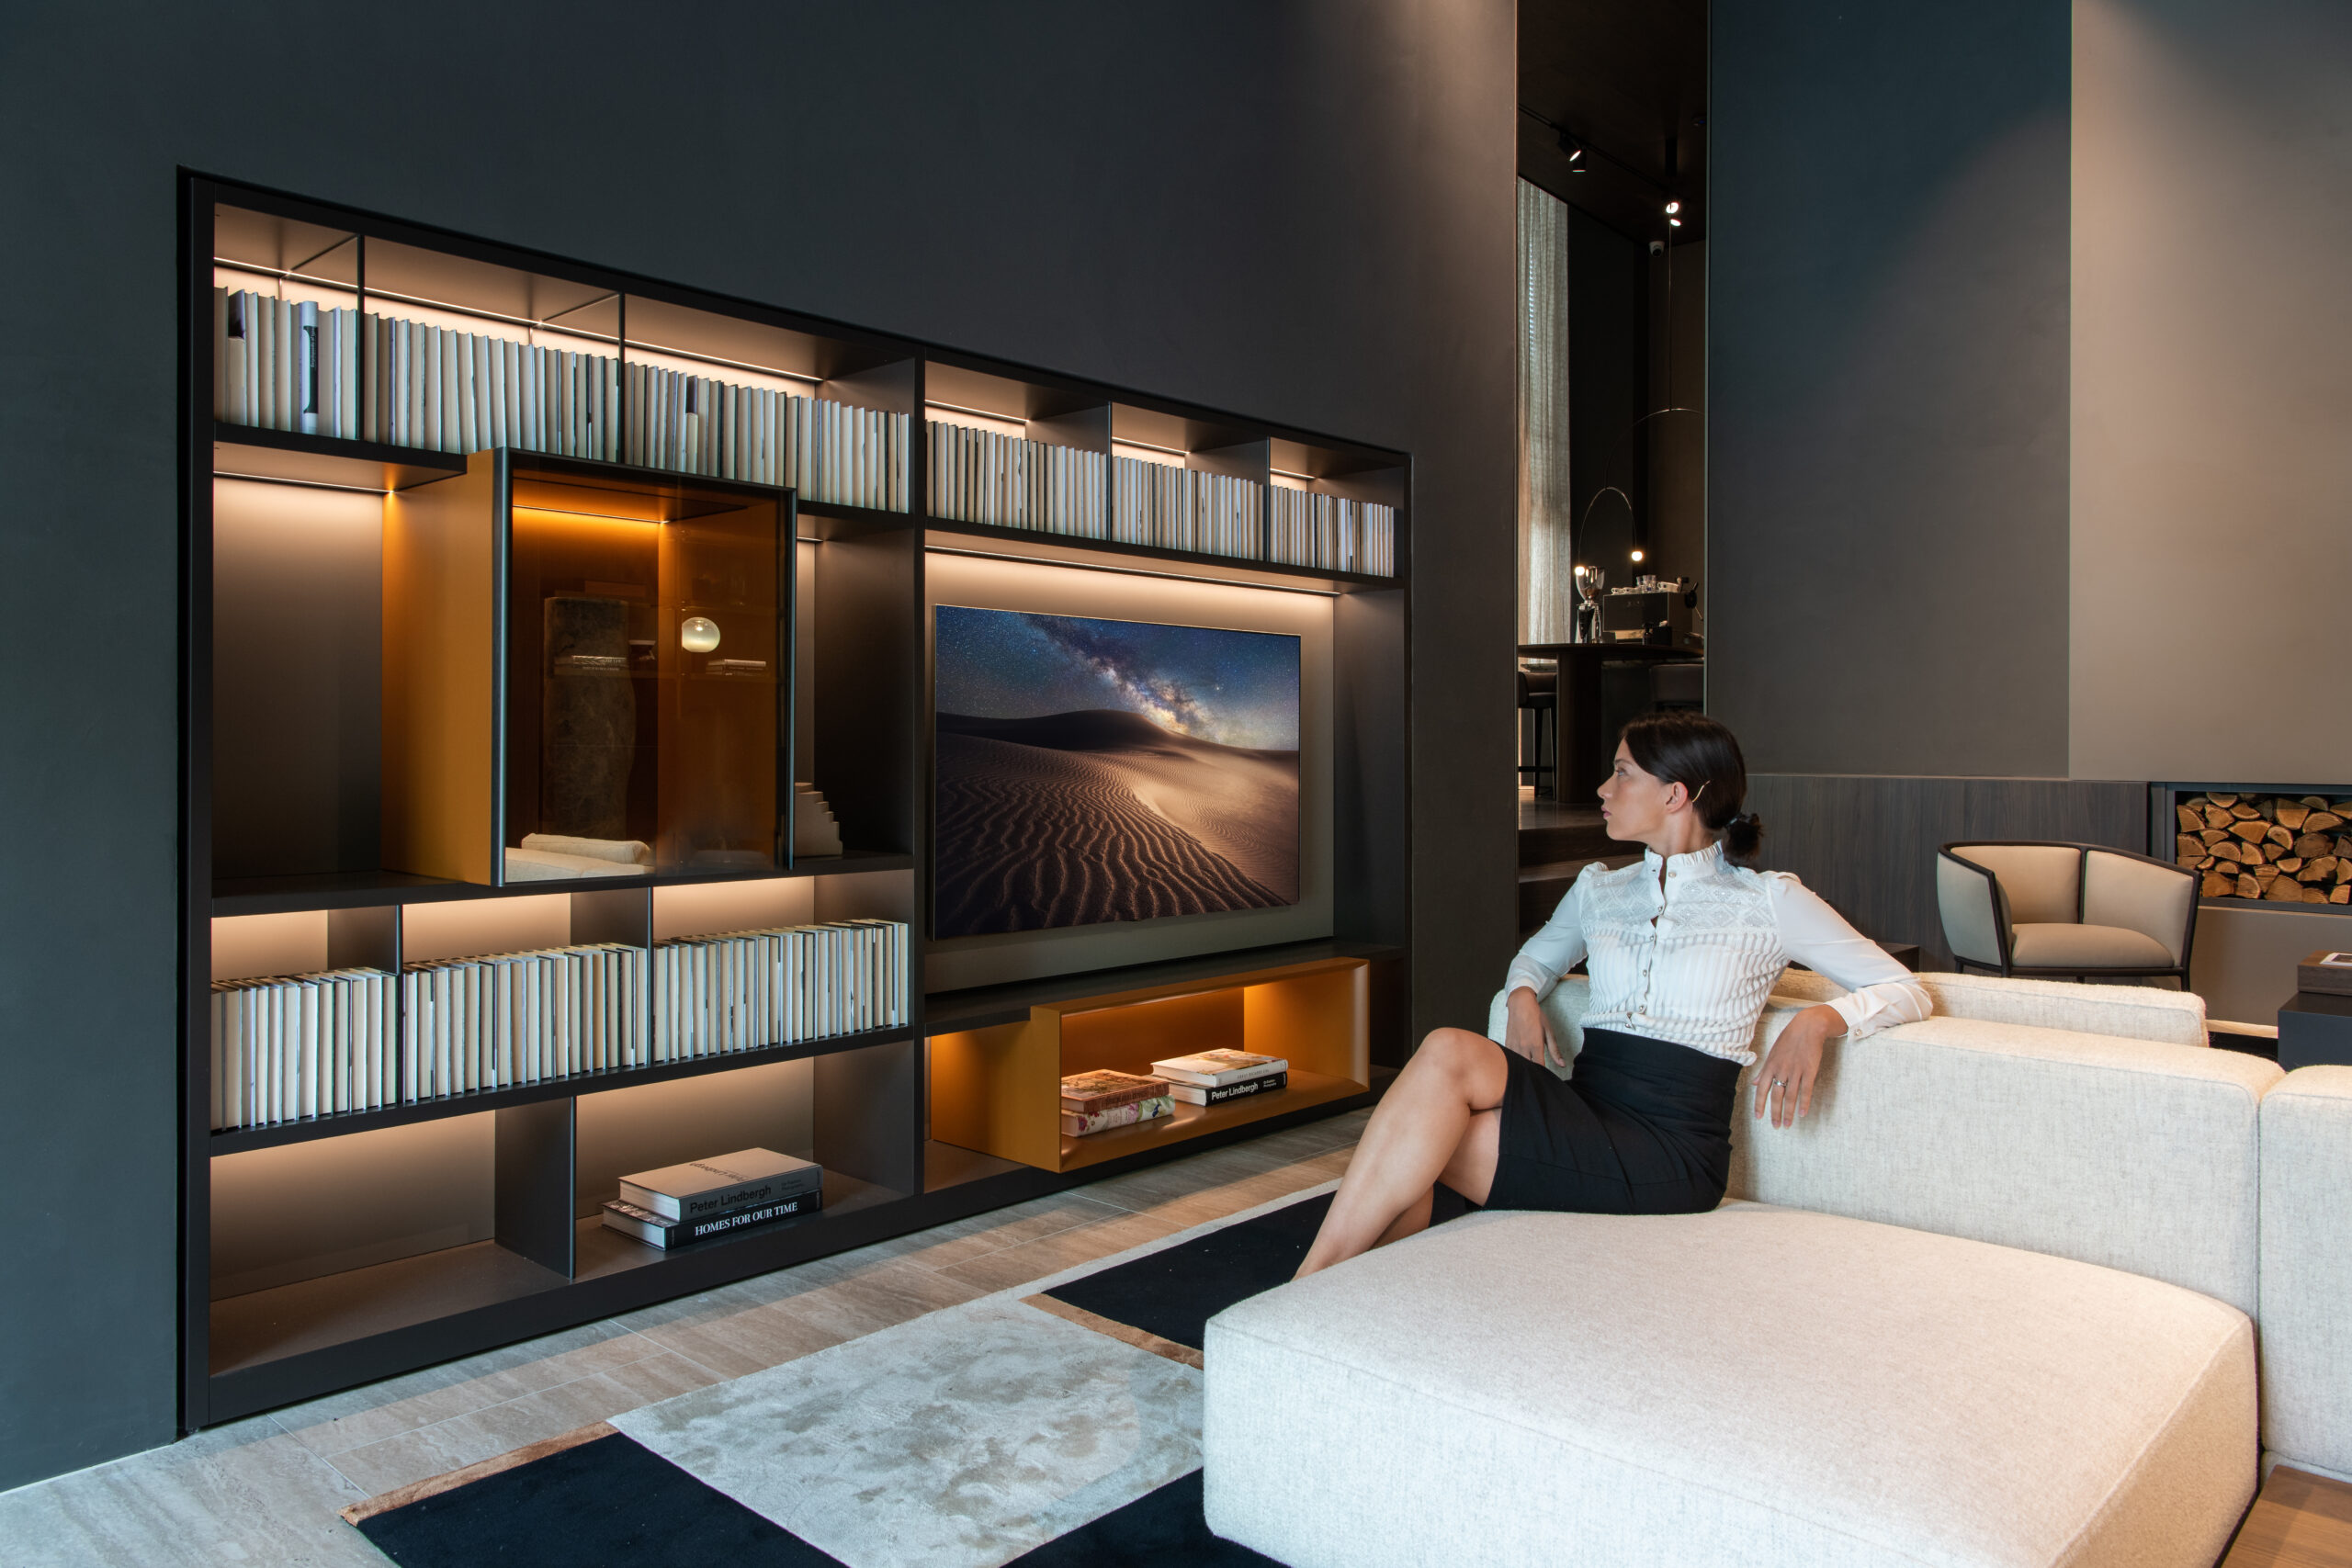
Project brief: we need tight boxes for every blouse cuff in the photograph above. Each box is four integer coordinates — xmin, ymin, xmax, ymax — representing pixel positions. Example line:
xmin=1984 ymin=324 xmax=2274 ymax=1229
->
xmin=1502 ymin=963 xmax=1555 ymax=1004
xmin=1826 ymin=983 xmax=1923 ymax=1041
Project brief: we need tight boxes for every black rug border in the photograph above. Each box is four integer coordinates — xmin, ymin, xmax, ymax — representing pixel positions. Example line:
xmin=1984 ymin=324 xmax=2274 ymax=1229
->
xmin=351 ymin=1428 xmax=1268 ymax=1568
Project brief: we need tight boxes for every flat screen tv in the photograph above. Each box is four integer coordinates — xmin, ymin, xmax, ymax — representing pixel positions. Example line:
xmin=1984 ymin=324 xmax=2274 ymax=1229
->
xmin=933 ymin=605 xmax=1301 ymax=938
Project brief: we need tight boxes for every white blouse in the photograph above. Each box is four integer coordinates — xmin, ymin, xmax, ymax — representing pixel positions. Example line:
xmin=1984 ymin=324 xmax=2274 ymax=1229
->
xmin=1504 ymin=842 xmax=1931 ymax=1065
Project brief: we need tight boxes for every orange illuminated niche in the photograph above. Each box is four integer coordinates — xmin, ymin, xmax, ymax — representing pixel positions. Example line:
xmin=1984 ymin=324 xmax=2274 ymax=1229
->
xmin=928 ymin=957 xmax=1370 ymax=1173
xmin=380 ymin=450 xmax=786 ymax=886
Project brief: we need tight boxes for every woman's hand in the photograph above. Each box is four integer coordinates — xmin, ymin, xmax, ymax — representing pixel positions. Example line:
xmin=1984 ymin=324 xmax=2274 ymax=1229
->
xmin=1503 ymin=987 xmax=1566 ymax=1070
xmin=1752 ymin=1003 xmax=1844 ymax=1128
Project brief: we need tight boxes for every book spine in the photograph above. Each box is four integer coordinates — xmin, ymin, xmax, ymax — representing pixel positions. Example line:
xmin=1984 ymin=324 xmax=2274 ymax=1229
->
xmin=1060 ymin=1083 xmax=1171 ymax=1114
xmin=1171 ymin=1072 xmax=1289 ymax=1106
xmin=619 ymin=1172 xmax=821 ymax=1222
xmin=680 ymin=1190 xmax=819 ymax=1241
xmin=605 ymin=1189 xmax=820 ymax=1248
xmin=1061 ymin=1096 xmax=1174 ymax=1136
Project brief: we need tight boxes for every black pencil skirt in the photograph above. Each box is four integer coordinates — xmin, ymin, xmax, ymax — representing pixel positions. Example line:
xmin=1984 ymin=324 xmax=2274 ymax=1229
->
xmin=1480 ymin=1025 xmax=1743 ymax=1215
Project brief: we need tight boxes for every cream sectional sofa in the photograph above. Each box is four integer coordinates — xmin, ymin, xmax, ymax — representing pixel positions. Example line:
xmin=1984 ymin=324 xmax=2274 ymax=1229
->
xmin=1203 ymin=972 xmax=2346 ymax=1568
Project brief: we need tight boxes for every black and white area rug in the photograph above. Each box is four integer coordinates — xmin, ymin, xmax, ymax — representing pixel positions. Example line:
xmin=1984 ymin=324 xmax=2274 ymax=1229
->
xmin=345 ymin=1190 xmax=1345 ymax=1567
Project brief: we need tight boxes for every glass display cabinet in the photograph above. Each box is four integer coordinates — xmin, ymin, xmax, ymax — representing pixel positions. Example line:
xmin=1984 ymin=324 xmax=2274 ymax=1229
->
xmin=382 ymin=450 xmax=790 ymax=886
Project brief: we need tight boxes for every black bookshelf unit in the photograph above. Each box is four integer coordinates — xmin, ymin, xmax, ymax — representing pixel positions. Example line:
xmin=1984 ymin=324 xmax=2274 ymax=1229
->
xmin=183 ymin=175 xmax=1412 ymax=1429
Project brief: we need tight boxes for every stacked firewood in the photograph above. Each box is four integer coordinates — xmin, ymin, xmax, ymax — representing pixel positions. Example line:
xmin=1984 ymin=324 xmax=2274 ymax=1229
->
xmin=2177 ymin=793 xmax=2352 ymax=904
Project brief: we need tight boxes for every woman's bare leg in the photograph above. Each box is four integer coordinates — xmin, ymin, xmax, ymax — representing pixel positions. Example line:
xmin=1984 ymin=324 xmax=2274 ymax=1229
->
xmin=1295 ymin=1028 xmax=1509 ymax=1278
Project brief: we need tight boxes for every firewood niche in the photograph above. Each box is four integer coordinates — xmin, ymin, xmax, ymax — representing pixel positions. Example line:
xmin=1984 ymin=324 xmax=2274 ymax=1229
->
xmin=2176 ymin=793 xmax=2352 ymax=904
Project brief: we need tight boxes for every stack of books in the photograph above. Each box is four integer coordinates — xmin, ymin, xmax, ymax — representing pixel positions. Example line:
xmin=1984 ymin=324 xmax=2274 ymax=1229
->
xmin=927 ymin=422 xmax=1107 ymax=537
xmin=651 ymin=918 xmax=909 ymax=1061
xmin=209 ymin=967 xmax=398 ymax=1130
xmin=1060 ymin=1070 xmax=1174 ymax=1137
xmin=400 ymin=942 xmax=650 ymax=1100
xmin=1150 ymin=1049 xmax=1290 ymax=1106
xmin=1271 ymin=488 xmax=1396 ymax=576
xmin=602 ymin=1147 xmax=822 ymax=1249
xmin=212 ymin=287 xmax=912 ymax=510
xmin=1111 ymin=457 xmax=1264 ymax=558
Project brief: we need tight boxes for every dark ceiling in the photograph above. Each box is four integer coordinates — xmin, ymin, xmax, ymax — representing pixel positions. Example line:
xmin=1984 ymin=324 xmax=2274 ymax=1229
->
xmin=1518 ymin=0 xmax=1708 ymax=243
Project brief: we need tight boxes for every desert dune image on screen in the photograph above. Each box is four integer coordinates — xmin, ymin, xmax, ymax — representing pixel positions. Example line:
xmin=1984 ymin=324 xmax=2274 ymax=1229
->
xmin=932 ymin=606 xmax=1301 ymax=938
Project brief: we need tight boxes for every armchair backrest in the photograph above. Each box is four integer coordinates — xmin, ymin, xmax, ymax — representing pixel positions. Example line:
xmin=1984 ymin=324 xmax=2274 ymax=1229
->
xmin=1952 ymin=843 xmax=2081 ymax=923
xmin=1937 ymin=852 xmax=2009 ymax=967
xmin=2084 ymin=848 xmax=2197 ymax=963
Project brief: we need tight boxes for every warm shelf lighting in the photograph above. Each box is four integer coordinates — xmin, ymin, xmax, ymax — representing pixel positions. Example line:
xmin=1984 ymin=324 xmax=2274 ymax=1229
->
xmin=923 ymin=543 xmax=1341 ymax=598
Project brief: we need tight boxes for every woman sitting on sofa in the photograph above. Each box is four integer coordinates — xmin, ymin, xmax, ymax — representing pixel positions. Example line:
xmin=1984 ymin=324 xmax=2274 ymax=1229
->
xmin=1296 ymin=711 xmax=1929 ymax=1278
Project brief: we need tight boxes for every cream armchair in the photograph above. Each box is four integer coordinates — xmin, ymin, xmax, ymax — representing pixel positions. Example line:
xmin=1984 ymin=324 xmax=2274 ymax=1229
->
xmin=1937 ymin=840 xmax=2198 ymax=985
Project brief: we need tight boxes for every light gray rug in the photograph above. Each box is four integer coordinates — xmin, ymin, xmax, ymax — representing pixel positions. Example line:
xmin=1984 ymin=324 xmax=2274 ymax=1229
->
xmin=612 ymin=1179 xmax=1336 ymax=1568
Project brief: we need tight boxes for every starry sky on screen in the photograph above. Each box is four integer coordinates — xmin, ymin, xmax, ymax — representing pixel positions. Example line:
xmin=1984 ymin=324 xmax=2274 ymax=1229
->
xmin=934 ymin=605 xmax=1300 ymax=750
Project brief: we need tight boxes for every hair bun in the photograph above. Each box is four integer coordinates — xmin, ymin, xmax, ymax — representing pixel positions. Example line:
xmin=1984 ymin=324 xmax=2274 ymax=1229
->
xmin=1723 ymin=811 xmax=1765 ymax=863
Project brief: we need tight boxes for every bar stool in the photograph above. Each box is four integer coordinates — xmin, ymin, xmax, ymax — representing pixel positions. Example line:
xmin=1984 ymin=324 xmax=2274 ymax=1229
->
xmin=1517 ymin=667 xmax=1557 ymax=797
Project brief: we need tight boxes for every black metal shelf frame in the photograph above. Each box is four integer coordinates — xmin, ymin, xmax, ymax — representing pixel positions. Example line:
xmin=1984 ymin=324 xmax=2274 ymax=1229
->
xmin=185 ymin=170 xmax=1414 ymax=1431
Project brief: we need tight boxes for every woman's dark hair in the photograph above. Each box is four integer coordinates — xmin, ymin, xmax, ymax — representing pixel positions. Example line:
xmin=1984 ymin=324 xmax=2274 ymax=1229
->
xmin=1620 ymin=711 xmax=1763 ymax=862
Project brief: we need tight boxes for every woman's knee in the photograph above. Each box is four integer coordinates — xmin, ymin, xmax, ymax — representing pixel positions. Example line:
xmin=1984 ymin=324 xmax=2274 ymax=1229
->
xmin=1413 ymin=1026 xmax=1499 ymax=1083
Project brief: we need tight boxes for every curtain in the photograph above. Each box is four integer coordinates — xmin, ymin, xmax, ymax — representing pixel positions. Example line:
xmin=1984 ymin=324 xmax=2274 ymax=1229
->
xmin=1517 ymin=179 xmax=1576 ymax=644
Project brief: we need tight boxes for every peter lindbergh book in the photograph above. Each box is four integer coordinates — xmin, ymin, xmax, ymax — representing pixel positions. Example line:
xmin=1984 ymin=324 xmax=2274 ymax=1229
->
xmin=617 ymin=1148 xmax=821 ymax=1221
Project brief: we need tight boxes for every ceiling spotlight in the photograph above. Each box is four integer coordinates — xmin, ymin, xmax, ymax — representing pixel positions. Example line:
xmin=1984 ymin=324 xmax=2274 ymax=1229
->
xmin=1555 ymin=129 xmax=1588 ymax=170
xmin=1666 ymin=200 xmax=1681 ymax=215
xmin=1631 ymin=548 xmax=1646 ymax=563
xmin=1668 ymin=218 xmax=1683 ymax=228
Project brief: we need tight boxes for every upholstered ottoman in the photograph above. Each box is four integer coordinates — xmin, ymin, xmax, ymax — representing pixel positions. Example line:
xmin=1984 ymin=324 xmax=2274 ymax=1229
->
xmin=1204 ymin=1204 xmax=2255 ymax=1568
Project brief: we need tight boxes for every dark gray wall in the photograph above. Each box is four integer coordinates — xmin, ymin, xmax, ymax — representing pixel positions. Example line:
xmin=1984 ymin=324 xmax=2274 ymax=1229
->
xmin=0 ymin=0 xmax=1514 ymax=1487
xmin=1707 ymin=2 xmax=2072 ymax=777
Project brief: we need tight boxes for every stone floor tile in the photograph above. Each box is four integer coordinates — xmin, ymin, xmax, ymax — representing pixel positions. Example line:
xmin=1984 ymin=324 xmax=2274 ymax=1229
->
xmin=933 ymin=1209 xmax=1188 ymax=1295
xmin=0 ymin=1416 xmax=378 ymax=1568
xmin=627 ymin=1296 xmax=850 ymax=1382
xmin=272 ymin=1318 xmax=658 ymax=1458
xmin=875 ymin=1191 xmax=1133 ymax=1273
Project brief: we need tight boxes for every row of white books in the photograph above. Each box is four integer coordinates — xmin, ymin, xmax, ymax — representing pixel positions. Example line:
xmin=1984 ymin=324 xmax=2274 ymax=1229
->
xmin=212 ymin=288 xmax=1396 ymax=573
xmin=212 ymin=288 xmax=910 ymax=509
xmin=628 ymin=364 xmax=908 ymax=510
xmin=209 ymin=968 xmax=398 ymax=1131
xmin=1111 ymin=457 xmax=1264 ymax=558
xmin=652 ymin=919 xmax=909 ymax=1062
xmin=1272 ymin=488 xmax=1396 ymax=576
xmin=210 ymin=919 xmax=908 ymax=1130
xmin=401 ymin=942 xmax=649 ymax=1102
xmin=926 ymin=422 xmax=1106 ymax=536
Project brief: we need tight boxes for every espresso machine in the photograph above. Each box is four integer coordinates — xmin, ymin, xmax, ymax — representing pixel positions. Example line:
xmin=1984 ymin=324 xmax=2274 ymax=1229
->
xmin=1600 ymin=576 xmax=1699 ymax=646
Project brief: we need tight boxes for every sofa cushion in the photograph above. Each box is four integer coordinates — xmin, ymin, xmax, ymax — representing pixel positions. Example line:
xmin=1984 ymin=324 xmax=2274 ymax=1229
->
xmin=1769 ymin=965 xmax=2208 ymax=1046
xmin=2010 ymin=922 xmax=2176 ymax=970
xmin=1204 ymin=1205 xmax=2256 ymax=1568
xmin=1732 ymin=1010 xmax=2275 ymax=1314
xmin=2258 ymin=1066 xmax=2352 ymax=1478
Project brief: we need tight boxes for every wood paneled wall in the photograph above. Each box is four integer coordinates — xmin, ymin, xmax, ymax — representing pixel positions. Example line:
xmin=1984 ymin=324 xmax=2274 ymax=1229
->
xmin=1747 ymin=776 xmax=2147 ymax=968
